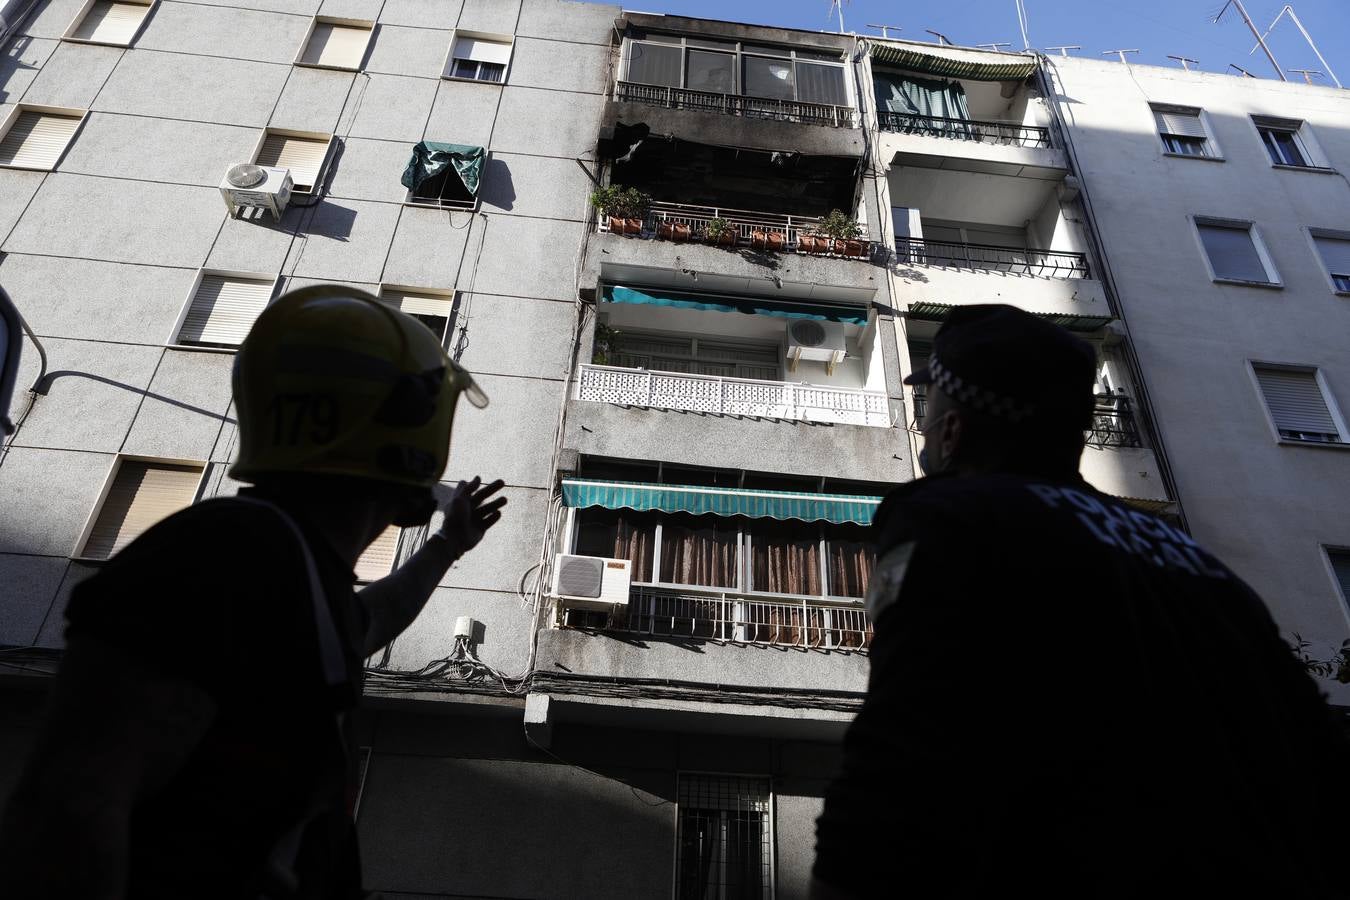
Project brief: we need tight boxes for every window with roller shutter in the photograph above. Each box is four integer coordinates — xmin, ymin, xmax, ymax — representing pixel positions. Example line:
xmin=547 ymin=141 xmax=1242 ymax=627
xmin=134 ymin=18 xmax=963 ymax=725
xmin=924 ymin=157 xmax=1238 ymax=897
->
xmin=1151 ymin=105 xmax=1214 ymax=158
xmin=77 ymin=459 xmax=205 ymax=560
xmin=443 ymin=31 xmax=513 ymax=83
xmin=0 ymin=106 xmax=85 ymax=171
xmin=62 ymin=0 xmax=154 ymax=46
xmin=377 ymin=285 xmax=457 ymax=343
xmin=253 ymin=129 xmax=333 ymax=195
xmin=355 ymin=526 xmax=401 ymax=583
xmin=1195 ymin=219 xmax=1279 ymax=285
xmin=174 ymin=271 xmax=277 ymax=349
xmin=296 ymin=17 xmax=373 ymax=71
xmin=1311 ymin=231 xmax=1350 ymax=293
xmin=1253 ymin=365 xmax=1344 ymax=444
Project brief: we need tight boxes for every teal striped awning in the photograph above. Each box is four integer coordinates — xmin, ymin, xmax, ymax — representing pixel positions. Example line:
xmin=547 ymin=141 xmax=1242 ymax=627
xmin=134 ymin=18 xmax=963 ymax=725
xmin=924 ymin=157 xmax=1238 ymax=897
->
xmin=907 ymin=301 xmax=1112 ymax=333
xmin=561 ymin=479 xmax=881 ymax=526
xmin=604 ymin=285 xmax=869 ymax=326
xmin=870 ymin=41 xmax=1038 ymax=82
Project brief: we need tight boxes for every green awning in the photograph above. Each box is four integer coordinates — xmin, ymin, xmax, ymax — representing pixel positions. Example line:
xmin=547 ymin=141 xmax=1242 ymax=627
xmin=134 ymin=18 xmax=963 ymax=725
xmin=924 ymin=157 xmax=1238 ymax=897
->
xmin=907 ymin=301 xmax=1112 ymax=333
xmin=604 ymin=285 xmax=869 ymax=326
xmin=401 ymin=142 xmax=486 ymax=196
xmin=870 ymin=41 xmax=1038 ymax=82
xmin=562 ymin=479 xmax=881 ymax=526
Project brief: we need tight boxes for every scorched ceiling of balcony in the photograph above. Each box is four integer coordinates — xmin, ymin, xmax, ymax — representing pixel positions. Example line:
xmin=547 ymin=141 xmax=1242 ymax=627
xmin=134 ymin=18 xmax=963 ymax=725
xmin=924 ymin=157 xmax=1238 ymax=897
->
xmin=613 ymin=136 xmax=858 ymax=219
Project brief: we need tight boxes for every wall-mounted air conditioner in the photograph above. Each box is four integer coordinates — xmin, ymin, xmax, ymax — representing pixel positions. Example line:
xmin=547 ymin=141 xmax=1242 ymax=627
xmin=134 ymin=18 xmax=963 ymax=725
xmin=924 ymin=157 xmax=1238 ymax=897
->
xmin=785 ymin=319 xmax=847 ymax=374
xmin=220 ymin=163 xmax=293 ymax=220
xmin=552 ymin=554 xmax=632 ymax=610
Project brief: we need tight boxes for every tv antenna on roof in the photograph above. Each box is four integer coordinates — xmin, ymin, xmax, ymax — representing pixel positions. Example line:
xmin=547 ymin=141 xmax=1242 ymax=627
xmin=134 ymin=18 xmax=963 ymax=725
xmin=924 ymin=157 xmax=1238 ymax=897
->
xmin=1228 ymin=63 xmax=1257 ymax=77
xmin=1046 ymin=46 xmax=1081 ymax=57
xmin=978 ymin=42 xmax=1012 ymax=52
xmin=1249 ymin=5 xmax=1341 ymax=89
xmin=926 ymin=30 xmax=954 ymax=46
xmin=1167 ymin=55 xmax=1200 ymax=71
xmin=1214 ymin=0 xmax=1285 ymax=82
xmin=1102 ymin=49 xmax=1140 ymax=64
xmin=867 ymin=24 xmax=903 ymax=39
xmin=1289 ymin=68 xmax=1324 ymax=84
xmin=827 ymin=0 xmax=850 ymax=34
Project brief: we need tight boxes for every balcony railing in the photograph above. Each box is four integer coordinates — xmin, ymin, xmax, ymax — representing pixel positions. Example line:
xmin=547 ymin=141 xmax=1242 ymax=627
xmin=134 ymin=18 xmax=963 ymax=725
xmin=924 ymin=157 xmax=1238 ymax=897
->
xmin=1086 ymin=393 xmax=1142 ymax=449
xmin=616 ymin=80 xmax=857 ymax=129
xmin=564 ymin=585 xmax=873 ymax=651
xmin=597 ymin=200 xmax=875 ymax=260
xmin=894 ymin=237 xmax=1090 ymax=279
xmin=877 ymin=111 xmax=1051 ymax=149
xmin=578 ymin=363 xmax=890 ymax=427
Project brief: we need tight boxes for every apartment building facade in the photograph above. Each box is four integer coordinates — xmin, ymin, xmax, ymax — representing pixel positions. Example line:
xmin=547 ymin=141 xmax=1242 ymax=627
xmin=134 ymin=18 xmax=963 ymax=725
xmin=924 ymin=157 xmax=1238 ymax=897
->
xmin=0 ymin=1 xmax=1346 ymax=897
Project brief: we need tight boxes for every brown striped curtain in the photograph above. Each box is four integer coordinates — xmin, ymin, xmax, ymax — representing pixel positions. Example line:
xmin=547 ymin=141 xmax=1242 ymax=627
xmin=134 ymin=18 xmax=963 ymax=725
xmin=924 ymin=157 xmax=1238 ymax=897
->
xmin=660 ymin=515 xmax=738 ymax=587
xmin=827 ymin=538 xmax=876 ymax=599
xmin=750 ymin=522 xmax=821 ymax=595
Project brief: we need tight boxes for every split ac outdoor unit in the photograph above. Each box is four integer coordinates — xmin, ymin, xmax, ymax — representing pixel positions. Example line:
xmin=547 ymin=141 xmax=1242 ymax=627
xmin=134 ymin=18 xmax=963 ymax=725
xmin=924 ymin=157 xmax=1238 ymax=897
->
xmin=552 ymin=554 xmax=632 ymax=610
xmin=785 ymin=319 xmax=847 ymax=372
xmin=220 ymin=163 xmax=293 ymax=221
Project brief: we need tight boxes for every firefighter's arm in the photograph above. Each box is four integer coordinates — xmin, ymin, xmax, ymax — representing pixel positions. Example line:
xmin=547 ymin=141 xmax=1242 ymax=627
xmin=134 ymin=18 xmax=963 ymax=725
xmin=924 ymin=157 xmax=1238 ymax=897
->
xmin=359 ymin=477 xmax=506 ymax=655
xmin=0 ymin=635 xmax=216 ymax=899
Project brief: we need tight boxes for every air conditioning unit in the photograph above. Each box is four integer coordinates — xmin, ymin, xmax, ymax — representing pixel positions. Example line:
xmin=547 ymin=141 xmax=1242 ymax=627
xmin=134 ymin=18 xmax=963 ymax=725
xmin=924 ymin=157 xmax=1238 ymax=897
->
xmin=785 ymin=319 xmax=847 ymax=373
xmin=220 ymin=163 xmax=293 ymax=221
xmin=552 ymin=554 xmax=632 ymax=610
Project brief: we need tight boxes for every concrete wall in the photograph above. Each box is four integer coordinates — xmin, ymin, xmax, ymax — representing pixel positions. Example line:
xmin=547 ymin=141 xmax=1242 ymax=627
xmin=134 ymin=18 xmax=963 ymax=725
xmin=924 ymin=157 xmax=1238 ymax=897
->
xmin=1047 ymin=56 xmax=1350 ymax=696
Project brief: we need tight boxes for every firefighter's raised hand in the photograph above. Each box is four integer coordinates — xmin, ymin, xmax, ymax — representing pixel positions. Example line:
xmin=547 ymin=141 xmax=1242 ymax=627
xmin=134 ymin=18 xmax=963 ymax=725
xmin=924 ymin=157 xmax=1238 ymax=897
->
xmin=437 ymin=476 xmax=507 ymax=556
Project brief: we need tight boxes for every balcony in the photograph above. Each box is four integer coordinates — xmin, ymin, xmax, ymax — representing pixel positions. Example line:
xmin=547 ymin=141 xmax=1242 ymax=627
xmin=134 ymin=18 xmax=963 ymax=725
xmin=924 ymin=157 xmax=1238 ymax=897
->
xmin=597 ymin=200 xmax=875 ymax=261
xmin=894 ymin=237 xmax=1088 ymax=279
xmin=878 ymin=111 xmax=1050 ymax=149
xmin=1085 ymin=394 xmax=1142 ymax=449
xmin=565 ymin=585 xmax=873 ymax=651
xmin=616 ymin=80 xmax=857 ymax=129
xmin=578 ymin=364 xmax=890 ymax=427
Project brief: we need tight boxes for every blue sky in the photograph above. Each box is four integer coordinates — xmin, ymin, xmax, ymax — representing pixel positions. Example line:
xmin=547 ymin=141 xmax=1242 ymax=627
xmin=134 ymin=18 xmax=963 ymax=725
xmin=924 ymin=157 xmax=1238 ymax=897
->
xmin=627 ymin=0 xmax=1350 ymax=85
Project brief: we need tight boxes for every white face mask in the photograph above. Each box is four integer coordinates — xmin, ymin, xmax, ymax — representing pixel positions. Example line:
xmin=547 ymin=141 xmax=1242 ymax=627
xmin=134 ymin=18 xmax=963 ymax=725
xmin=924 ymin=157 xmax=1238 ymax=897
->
xmin=917 ymin=412 xmax=953 ymax=477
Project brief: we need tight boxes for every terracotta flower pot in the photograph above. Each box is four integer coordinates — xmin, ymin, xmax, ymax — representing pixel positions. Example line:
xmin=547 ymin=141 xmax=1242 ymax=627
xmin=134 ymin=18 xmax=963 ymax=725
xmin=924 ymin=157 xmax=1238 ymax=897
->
xmin=750 ymin=230 xmax=767 ymax=250
xmin=607 ymin=215 xmax=626 ymax=233
xmin=657 ymin=221 xmax=674 ymax=241
xmin=719 ymin=231 xmax=736 ymax=247
xmin=624 ymin=217 xmax=644 ymax=235
xmin=844 ymin=238 xmax=866 ymax=258
xmin=672 ymin=223 xmax=691 ymax=243
xmin=765 ymin=231 xmax=785 ymax=252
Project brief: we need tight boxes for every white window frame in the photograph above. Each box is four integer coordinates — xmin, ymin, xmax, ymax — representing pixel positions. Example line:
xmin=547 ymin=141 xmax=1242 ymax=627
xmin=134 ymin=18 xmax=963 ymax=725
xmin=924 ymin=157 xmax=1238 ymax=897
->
xmin=1248 ymin=361 xmax=1349 ymax=448
xmin=1192 ymin=216 xmax=1281 ymax=287
xmin=1150 ymin=104 xmax=1222 ymax=160
xmin=1306 ymin=227 xmax=1350 ymax=296
xmin=1251 ymin=115 xmax=1329 ymax=170
xmin=167 ymin=268 xmax=281 ymax=352
xmin=401 ymin=151 xmax=481 ymax=211
xmin=72 ymin=454 xmax=208 ymax=561
xmin=376 ymin=283 xmax=457 ymax=345
xmin=1323 ymin=545 xmax=1350 ymax=621
xmin=441 ymin=29 xmax=514 ymax=83
xmin=293 ymin=16 xmax=374 ymax=72
xmin=249 ymin=128 xmax=335 ymax=198
xmin=0 ymin=104 xmax=88 ymax=172
xmin=60 ymin=0 xmax=155 ymax=47
xmin=673 ymin=772 xmax=776 ymax=900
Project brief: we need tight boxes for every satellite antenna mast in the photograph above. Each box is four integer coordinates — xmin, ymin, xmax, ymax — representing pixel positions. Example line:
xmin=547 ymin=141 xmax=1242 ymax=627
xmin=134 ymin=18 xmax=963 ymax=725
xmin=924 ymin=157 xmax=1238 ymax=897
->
xmin=867 ymin=24 xmax=903 ymax=39
xmin=827 ymin=0 xmax=848 ymax=34
xmin=1013 ymin=0 xmax=1031 ymax=50
xmin=1289 ymin=68 xmax=1323 ymax=84
xmin=1102 ymin=49 xmax=1140 ymax=64
xmin=1249 ymin=5 xmax=1341 ymax=89
xmin=1214 ymin=0 xmax=1285 ymax=81
xmin=1046 ymin=45 xmax=1081 ymax=57
xmin=1167 ymin=55 xmax=1200 ymax=71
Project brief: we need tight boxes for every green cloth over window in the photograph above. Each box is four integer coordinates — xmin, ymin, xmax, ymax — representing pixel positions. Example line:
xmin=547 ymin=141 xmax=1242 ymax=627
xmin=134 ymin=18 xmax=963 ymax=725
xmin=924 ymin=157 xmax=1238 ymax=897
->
xmin=401 ymin=142 xmax=486 ymax=196
xmin=874 ymin=72 xmax=971 ymax=136
xmin=562 ymin=479 xmax=881 ymax=526
xmin=604 ymin=285 xmax=869 ymax=327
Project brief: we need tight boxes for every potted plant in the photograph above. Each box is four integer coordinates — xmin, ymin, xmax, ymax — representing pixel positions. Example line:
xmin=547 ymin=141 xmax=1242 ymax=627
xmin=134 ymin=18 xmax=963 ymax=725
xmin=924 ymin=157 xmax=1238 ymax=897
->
xmin=592 ymin=322 xmax=620 ymax=365
xmin=704 ymin=217 xmax=736 ymax=247
xmin=657 ymin=219 xmax=692 ymax=242
xmin=797 ymin=230 xmax=823 ymax=254
xmin=589 ymin=185 xmax=651 ymax=236
xmin=818 ymin=209 xmax=865 ymax=257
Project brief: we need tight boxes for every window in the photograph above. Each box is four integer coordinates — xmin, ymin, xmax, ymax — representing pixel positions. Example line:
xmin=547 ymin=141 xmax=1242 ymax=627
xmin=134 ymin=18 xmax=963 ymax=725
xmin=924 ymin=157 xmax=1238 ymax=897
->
xmin=1327 ymin=548 xmax=1350 ymax=610
xmin=622 ymin=32 xmax=848 ymax=109
xmin=1152 ymin=106 xmax=1213 ymax=158
xmin=172 ymin=270 xmax=277 ymax=349
xmin=0 ymin=105 xmax=85 ymax=171
xmin=377 ymin=285 xmax=456 ymax=343
xmin=606 ymin=331 xmax=781 ymax=381
xmin=355 ymin=526 xmax=401 ymax=582
xmin=443 ymin=31 xmax=512 ymax=83
xmin=405 ymin=163 xmax=476 ymax=210
xmin=76 ymin=457 xmax=205 ymax=559
xmin=1311 ymin=231 xmax=1350 ymax=293
xmin=676 ymin=774 xmax=773 ymax=900
xmin=1195 ymin=220 xmax=1279 ymax=285
xmin=62 ymin=0 xmax=153 ymax=46
xmin=1254 ymin=116 xmax=1321 ymax=168
xmin=252 ymin=129 xmax=332 ymax=196
xmin=295 ymin=17 xmax=373 ymax=70
xmin=1253 ymin=364 xmax=1344 ymax=444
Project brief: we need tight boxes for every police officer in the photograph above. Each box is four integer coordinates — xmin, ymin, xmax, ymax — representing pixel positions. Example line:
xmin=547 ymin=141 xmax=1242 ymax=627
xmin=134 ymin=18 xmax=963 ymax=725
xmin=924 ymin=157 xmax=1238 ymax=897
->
xmin=0 ymin=286 xmax=507 ymax=898
xmin=811 ymin=304 xmax=1350 ymax=898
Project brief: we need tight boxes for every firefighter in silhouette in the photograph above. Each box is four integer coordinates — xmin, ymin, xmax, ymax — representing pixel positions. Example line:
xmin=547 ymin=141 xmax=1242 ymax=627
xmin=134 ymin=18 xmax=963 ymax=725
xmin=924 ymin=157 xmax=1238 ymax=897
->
xmin=0 ymin=285 xmax=507 ymax=898
xmin=812 ymin=304 xmax=1349 ymax=898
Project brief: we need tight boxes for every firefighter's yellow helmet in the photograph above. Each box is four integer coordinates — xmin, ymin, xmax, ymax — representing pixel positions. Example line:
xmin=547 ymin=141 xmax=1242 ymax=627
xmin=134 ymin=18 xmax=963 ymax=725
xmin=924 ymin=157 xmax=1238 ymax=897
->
xmin=230 ymin=285 xmax=487 ymax=493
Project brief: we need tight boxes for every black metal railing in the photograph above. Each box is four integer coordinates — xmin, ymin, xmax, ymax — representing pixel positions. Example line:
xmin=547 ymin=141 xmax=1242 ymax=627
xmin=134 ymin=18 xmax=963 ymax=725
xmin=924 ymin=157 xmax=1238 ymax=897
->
xmin=894 ymin=238 xmax=1090 ymax=279
xmin=877 ymin=111 xmax=1051 ymax=149
xmin=615 ymin=81 xmax=857 ymax=129
xmin=1087 ymin=393 xmax=1142 ymax=448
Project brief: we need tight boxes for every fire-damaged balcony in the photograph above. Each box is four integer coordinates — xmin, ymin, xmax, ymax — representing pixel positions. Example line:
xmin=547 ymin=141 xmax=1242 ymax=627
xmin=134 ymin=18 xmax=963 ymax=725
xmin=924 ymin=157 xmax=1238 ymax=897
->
xmin=615 ymin=81 xmax=856 ymax=129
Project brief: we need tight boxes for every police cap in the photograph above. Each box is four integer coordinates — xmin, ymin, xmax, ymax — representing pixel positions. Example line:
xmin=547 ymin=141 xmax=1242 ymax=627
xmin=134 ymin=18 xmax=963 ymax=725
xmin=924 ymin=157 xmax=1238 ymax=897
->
xmin=903 ymin=304 xmax=1096 ymax=423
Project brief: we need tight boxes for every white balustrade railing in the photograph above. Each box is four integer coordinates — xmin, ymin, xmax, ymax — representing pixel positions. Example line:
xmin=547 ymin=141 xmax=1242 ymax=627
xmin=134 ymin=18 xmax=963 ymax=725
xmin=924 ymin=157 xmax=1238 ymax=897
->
xmin=598 ymin=199 xmax=823 ymax=248
xmin=577 ymin=363 xmax=891 ymax=428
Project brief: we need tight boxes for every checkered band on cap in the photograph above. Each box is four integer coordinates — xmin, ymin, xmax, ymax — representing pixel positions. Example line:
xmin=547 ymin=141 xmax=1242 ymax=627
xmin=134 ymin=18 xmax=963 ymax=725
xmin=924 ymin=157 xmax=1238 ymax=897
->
xmin=929 ymin=355 xmax=1037 ymax=422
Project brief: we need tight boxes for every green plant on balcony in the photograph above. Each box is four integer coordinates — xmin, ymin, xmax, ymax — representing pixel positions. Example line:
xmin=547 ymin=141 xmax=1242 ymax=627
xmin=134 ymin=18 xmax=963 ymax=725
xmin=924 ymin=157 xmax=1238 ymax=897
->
xmin=590 ymin=185 xmax=650 ymax=235
xmin=592 ymin=323 xmax=621 ymax=365
xmin=812 ymin=209 xmax=867 ymax=258
xmin=703 ymin=216 xmax=736 ymax=247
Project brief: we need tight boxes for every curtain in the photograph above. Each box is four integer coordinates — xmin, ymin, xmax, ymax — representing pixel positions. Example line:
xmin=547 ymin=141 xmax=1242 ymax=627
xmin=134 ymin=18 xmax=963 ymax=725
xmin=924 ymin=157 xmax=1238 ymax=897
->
xmin=874 ymin=72 xmax=971 ymax=134
xmin=574 ymin=509 xmax=654 ymax=582
xmin=400 ymin=142 xmax=485 ymax=195
xmin=828 ymin=538 xmax=876 ymax=599
xmin=627 ymin=41 xmax=681 ymax=87
xmin=751 ymin=521 xmax=820 ymax=595
xmin=795 ymin=61 xmax=846 ymax=105
xmin=661 ymin=515 xmax=738 ymax=588
xmin=743 ymin=56 xmax=794 ymax=100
